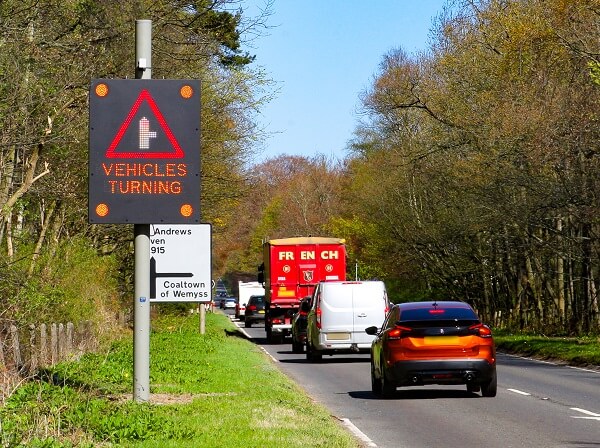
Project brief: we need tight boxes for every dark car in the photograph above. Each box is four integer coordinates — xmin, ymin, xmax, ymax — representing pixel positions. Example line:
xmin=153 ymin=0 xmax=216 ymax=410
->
xmin=366 ymin=301 xmax=497 ymax=398
xmin=291 ymin=297 xmax=311 ymax=353
xmin=244 ymin=295 xmax=266 ymax=328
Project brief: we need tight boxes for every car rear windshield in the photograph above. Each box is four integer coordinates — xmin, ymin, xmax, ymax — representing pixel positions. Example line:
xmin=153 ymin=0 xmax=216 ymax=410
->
xmin=399 ymin=306 xmax=478 ymax=323
xmin=250 ymin=296 xmax=265 ymax=304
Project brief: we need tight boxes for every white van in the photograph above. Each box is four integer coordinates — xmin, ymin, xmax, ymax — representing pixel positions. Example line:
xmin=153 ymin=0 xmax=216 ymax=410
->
xmin=235 ymin=281 xmax=265 ymax=320
xmin=305 ymin=281 xmax=389 ymax=361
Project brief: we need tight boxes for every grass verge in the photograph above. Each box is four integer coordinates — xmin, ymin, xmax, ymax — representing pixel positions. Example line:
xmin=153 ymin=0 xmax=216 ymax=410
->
xmin=0 ymin=312 xmax=362 ymax=448
xmin=495 ymin=333 xmax=600 ymax=368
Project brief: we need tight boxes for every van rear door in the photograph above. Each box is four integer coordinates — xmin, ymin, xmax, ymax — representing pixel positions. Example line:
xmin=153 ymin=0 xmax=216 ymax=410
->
xmin=351 ymin=281 xmax=387 ymax=345
xmin=319 ymin=282 xmax=354 ymax=334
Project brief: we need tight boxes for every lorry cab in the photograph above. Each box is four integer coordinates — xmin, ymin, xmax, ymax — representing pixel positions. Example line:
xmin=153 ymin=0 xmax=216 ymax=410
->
xmin=306 ymin=280 xmax=389 ymax=361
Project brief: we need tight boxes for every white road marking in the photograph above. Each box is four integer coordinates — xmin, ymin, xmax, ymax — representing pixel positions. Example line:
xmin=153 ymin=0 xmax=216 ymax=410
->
xmin=507 ymin=388 xmax=531 ymax=396
xmin=570 ymin=408 xmax=600 ymax=420
xmin=566 ymin=365 xmax=600 ymax=374
xmin=507 ymin=390 xmax=600 ymax=422
xmin=339 ymin=417 xmax=378 ymax=447
xmin=232 ymin=319 xmax=280 ymax=363
xmin=234 ymin=316 xmax=379 ymax=446
xmin=503 ymin=353 xmax=600 ymax=375
xmin=259 ymin=345 xmax=279 ymax=363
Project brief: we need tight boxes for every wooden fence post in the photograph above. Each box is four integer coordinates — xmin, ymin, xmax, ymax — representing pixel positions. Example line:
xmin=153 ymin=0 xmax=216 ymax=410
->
xmin=10 ymin=325 xmax=22 ymax=374
xmin=51 ymin=323 xmax=58 ymax=365
xmin=58 ymin=323 xmax=65 ymax=362
xmin=66 ymin=322 xmax=74 ymax=358
xmin=40 ymin=323 xmax=48 ymax=367
xmin=0 ymin=326 xmax=7 ymax=372
xmin=29 ymin=324 xmax=37 ymax=373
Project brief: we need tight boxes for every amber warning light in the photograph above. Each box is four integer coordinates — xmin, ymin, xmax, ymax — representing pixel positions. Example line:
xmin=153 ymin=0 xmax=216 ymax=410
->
xmin=95 ymin=83 xmax=109 ymax=97
xmin=89 ymin=79 xmax=201 ymax=224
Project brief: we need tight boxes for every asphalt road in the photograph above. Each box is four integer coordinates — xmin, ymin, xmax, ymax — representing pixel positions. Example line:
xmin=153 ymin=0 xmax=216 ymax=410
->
xmin=225 ymin=310 xmax=600 ymax=448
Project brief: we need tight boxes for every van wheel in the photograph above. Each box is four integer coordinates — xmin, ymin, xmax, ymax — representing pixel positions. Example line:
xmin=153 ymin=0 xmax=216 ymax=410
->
xmin=292 ymin=338 xmax=303 ymax=354
xmin=306 ymin=341 xmax=322 ymax=362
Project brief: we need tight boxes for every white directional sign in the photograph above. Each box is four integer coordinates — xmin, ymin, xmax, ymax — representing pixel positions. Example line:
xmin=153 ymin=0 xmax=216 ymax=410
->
xmin=149 ymin=224 xmax=211 ymax=302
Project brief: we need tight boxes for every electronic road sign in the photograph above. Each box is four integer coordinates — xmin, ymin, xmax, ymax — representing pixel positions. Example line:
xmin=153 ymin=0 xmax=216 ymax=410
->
xmin=89 ymin=79 xmax=200 ymax=224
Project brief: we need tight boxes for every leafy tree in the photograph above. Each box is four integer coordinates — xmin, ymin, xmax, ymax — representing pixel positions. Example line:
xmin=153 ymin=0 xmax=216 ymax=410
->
xmin=0 ymin=0 xmax=270 ymax=323
xmin=216 ymin=154 xmax=346 ymax=279
xmin=349 ymin=0 xmax=600 ymax=333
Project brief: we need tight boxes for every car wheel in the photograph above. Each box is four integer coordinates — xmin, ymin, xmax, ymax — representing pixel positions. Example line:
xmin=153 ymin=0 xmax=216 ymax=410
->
xmin=467 ymin=383 xmax=481 ymax=393
xmin=380 ymin=358 xmax=395 ymax=398
xmin=371 ymin=359 xmax=382 ymax=396
xmin=481 ymin=369 xmax=497 ymax=397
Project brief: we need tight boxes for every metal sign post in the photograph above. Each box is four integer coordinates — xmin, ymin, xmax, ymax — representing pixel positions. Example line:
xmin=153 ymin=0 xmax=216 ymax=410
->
xmin=134 ymin=19 xmax=151 ymax=403
xmin=89 ymin=20 xmax=201 ymax=403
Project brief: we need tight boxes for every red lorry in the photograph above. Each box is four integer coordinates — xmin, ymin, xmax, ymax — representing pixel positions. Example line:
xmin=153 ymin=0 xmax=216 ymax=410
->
xmin=258 ymin=237 xmax=346 ymax=343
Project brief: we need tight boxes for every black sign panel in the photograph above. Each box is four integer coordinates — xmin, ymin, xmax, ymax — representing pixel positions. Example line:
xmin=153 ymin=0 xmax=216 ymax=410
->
xmin=89 ymin=79 xmax=200 ymax=224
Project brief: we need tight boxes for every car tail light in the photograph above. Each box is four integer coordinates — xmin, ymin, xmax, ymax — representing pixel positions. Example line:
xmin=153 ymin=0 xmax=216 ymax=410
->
xmin=316 ymin=306 xmax=322 ymax=329
xmin=387 ymin=325 xmax=412 ymax=340
xmin=248 ymin=305 xmax=257 ymax=311
xmin=272 ymin=318 xmax=284 ymax=324
xmin=429 ymin=309 xmax=445 ymax=314
xmin=468 ymin=323 xmax=493 ymax=338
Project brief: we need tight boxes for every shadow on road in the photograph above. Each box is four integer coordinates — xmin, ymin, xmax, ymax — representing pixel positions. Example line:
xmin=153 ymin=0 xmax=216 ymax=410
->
xmin=348 ymin=388 xmax=479 ymax=400
xmin=279 ymin=355 xmax=370 ymax=364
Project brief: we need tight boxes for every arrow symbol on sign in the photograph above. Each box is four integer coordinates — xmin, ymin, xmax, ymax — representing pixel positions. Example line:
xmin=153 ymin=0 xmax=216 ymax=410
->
xmin=150 ymin=257 xmax=193 ymax=299
xmin=139 ymin=117 xmax=157 ymax=149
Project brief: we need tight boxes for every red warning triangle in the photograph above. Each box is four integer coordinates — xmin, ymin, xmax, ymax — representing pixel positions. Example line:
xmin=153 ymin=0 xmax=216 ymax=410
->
xmin=105 ymin=89 xmax=184 ymax=159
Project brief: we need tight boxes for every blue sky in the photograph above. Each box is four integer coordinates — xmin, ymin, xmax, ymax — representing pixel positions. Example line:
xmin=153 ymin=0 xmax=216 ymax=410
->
xmin=241 ymin=0 xmax=449 ymax=162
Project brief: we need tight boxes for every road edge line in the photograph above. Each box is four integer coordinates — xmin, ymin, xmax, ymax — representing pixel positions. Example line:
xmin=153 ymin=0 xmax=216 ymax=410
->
xmin=338 ymin=417 xmax=378 ymax=447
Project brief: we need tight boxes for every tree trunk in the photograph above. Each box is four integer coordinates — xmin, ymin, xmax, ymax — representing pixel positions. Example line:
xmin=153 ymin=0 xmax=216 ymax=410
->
xmin=556 ymin=217 xmax=565 ymax=323
xmin=28 ymin=200 xmax=57 ymax=277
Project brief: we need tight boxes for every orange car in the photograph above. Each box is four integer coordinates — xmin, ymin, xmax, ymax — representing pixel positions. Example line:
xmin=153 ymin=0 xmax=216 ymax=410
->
xmin=366 ymin=301 xmax=497 ymax=398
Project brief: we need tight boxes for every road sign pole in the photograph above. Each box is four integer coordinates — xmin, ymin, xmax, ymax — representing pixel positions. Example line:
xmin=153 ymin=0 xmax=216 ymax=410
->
xmin=133 ymin=19 xmax=152 ymax=403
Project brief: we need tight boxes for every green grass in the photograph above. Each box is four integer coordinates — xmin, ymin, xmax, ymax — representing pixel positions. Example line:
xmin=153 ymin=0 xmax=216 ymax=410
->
xmin=0 ymin=313 xmax=361 ymax=448
xmin=495 ymin=334 xmax=600 ymax=367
